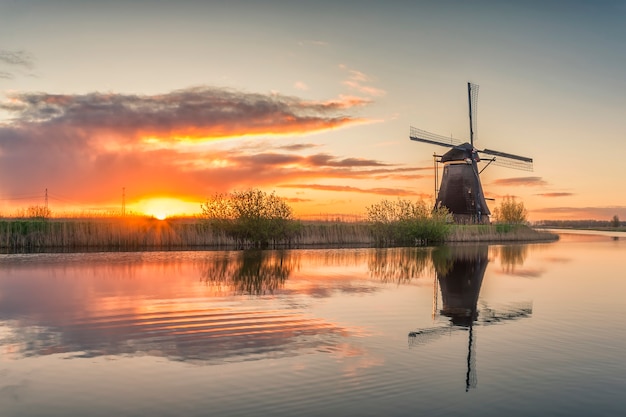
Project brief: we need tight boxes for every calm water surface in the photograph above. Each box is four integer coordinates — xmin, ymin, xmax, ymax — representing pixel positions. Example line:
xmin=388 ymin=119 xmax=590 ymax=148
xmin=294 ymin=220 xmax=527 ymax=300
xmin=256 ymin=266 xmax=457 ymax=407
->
xmin=1 ymin=231 xmax=625 ymax=416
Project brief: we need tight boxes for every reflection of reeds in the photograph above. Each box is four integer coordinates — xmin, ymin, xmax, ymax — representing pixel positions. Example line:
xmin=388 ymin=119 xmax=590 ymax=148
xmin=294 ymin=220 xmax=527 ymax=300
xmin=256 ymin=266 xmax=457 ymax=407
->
xmin=368 ymin=248 xmax=432 ymax=283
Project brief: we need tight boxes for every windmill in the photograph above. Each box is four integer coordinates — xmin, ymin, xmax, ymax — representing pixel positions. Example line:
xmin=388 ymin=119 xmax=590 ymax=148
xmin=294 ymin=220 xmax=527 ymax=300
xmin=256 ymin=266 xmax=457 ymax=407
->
xmin=410 ymin=82 xmax=533 ymax=223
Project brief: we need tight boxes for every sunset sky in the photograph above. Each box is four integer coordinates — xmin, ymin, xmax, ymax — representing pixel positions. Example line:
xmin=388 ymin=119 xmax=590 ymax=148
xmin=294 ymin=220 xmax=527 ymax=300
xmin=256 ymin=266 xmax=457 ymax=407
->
xmin=1 ymin=0 xmax=625 ymax=221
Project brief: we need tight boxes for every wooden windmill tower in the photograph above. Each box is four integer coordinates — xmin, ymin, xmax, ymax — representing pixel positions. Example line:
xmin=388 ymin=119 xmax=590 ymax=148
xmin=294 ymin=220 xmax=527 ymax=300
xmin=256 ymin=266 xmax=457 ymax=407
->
xmin=410 ymin=82 xmax=533 ymax=223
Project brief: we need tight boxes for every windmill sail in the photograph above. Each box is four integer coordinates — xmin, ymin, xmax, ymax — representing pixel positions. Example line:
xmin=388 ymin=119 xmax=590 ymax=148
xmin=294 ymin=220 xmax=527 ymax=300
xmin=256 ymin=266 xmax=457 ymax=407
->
xmin=480 ymin=148 xmax=533 ymax=171
xmin=409 ymin=126 xmax=463 ymax=148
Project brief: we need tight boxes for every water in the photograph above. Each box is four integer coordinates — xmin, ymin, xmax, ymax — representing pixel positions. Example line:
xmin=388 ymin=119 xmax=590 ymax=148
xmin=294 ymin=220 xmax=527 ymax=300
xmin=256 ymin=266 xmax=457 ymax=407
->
xmin=1 ymin=231 xmax=625 ymax=416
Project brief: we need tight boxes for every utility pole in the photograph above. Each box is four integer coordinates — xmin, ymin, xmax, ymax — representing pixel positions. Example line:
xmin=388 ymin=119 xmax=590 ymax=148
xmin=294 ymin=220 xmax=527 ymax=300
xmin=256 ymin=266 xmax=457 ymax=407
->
xmin=122 ymin=187 xmax=126 ymax=217
xmin=45 ymin=188 xmax=48 ymax=209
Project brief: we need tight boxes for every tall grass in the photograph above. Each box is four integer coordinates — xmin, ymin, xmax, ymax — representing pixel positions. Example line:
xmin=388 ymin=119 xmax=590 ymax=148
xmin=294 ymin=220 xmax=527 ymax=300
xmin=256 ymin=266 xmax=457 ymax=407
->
xmin=0 ymin=218 xmax=234 ymax=251
xmin=0 ymin=217 xmax=558 ymax=253
xmin=447 ymin=224 xmax=559 ymax=242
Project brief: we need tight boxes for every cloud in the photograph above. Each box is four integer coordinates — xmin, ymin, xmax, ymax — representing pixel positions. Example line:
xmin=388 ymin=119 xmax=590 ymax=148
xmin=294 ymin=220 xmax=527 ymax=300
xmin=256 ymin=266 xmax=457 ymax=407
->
xmin=0 ymin=49 xmax=35 ymax=80
xmin=535 ymin=192 xmax=574 ymax=197
xmin=1 ymin=87 xmax=370 ymax=140
xmin=0 ymin=86 xmax=410 ymax=207
xmin=0 ymin=50 xmax=34 ymax=69
xmin=277 ymin=143 xmax=319 ymax=151
xmin=294 ymin=81 xmax=309 ymax=91
xmin=279 ymin=183 xmax=420 ymax=197
xmin=491 ymin=177 xmax=547 ymax=187
xmin=340 ymin=65 xmax=386 ymax=97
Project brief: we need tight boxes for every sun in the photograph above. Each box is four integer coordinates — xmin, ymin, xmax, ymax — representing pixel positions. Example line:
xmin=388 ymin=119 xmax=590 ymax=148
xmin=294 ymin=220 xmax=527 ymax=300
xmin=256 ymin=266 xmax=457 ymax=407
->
xmin=132 ymin=197 xmax=199 ymax=219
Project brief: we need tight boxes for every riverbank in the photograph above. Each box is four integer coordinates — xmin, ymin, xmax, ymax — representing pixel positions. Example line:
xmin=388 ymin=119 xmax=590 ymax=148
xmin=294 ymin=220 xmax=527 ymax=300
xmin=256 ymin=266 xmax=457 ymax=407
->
xmin=0 ymin=218 xmax=558 ymax=252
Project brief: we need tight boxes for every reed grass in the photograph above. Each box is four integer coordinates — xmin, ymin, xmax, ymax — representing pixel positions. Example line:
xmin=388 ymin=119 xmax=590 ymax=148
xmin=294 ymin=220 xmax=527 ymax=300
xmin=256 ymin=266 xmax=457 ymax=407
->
xmin=0 ymin=217 xmax=558 ymax=253
xmin=446 ymin=224 xmax=559 ymax=242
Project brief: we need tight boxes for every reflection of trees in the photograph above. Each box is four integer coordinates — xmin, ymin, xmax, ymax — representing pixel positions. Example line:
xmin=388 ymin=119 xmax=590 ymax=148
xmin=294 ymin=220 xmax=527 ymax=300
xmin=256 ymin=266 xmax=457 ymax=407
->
xmin=367 ymin=248 xmax=432 ymax=283
xmin=200 ymin=250 xmax=299 ymax=295
xmin=495 ymin=244 xmax=529 ymax=273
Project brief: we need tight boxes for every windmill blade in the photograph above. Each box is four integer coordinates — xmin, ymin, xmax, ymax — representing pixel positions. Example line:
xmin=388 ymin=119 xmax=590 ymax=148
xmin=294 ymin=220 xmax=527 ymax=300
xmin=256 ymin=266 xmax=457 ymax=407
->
xmin=480 ymin=148 xmax=534 ymax=171
xmin=410 ymin=126 xmax=464 ymax=149
xmin=408 ymin=325 xmax=461 ymax=347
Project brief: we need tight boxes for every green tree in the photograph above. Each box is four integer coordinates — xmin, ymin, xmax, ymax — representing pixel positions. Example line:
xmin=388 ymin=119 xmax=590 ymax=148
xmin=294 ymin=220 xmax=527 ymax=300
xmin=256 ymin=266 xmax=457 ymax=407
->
xmin=201 ymin=189 xmax=299 ymax=247
xmin=611 ymin=215 xmax=620 ymax=228
xmin=492 ymin=196 xmax=527 ymax=224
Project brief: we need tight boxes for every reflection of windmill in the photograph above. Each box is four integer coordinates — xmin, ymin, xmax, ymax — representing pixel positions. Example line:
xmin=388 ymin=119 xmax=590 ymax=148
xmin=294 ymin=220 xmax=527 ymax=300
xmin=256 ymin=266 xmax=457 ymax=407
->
xmin=410 ymin=82 xmax=533 ymax=223
xmin=409 ymin=246 xmax=532 ymax=391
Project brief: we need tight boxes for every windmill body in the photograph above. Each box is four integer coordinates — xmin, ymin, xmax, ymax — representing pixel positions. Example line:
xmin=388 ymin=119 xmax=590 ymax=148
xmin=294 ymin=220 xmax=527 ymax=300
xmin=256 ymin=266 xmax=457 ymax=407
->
xmin=410 ymin=83 xmax=533 ymax=223
xmin=436 ymin=142 xmax=490 ymax=224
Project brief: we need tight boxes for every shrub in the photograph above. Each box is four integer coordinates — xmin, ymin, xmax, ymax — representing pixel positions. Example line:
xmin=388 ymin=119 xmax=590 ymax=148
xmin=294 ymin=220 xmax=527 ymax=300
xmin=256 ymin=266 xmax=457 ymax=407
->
xmin=492 ymin=196 xmax=527 ymax=224
xmin=200 ymin=189 xmax=300 ymax=248
xmin=366 ymin=198 xmax=451 ymax=246
xmin=27 ymin=205 xmax=51 ymax=220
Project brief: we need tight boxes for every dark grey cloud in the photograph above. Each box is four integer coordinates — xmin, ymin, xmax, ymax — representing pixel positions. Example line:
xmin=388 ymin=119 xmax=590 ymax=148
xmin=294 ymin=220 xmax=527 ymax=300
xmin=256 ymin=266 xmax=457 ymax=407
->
xmin=1 ymin=87 xmax=369 ymax=136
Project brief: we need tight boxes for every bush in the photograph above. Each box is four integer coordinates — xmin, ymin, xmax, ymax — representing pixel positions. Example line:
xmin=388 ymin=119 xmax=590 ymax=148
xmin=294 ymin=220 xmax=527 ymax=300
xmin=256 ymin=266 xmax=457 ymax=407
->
xmin=366 ymin=198 xmax=451 ymax=246
xmin=492 ymin=196 xmax=527 ymax=224
xmin=27 ymin=205 xmax=51 ymax=220
xmin=200 ymin=189 xmax=300 ymax=248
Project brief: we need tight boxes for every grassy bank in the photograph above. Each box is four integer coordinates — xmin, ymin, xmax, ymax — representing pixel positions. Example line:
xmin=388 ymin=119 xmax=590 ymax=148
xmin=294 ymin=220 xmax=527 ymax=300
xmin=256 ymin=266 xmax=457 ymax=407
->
xmin=446 ymin=224 xmax=559 ymax=243
xmin=0 ymin=217 xmax=558 ymax=252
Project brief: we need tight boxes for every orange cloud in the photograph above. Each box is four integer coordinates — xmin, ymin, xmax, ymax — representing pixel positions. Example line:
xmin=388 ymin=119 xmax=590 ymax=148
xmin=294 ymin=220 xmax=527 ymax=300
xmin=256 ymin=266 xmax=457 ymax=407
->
xmin=279 ymin=183 xmax=421 ymax=197
xmin=0 ymin=87 xmax=382 ymax=211
xmin=491 ymin=177 xmax=547 ymax=187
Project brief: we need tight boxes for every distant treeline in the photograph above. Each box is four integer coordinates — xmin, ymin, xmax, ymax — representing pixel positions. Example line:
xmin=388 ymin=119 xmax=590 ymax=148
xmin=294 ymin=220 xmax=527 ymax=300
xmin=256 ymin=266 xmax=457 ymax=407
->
xmin=535 ymin=219 xmax=624 ymax=229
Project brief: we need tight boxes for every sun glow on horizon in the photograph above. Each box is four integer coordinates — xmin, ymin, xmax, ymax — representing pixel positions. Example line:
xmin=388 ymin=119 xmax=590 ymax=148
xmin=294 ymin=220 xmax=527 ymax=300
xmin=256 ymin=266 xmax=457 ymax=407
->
xmin=132 ymin=197 xmax=200 ymax=219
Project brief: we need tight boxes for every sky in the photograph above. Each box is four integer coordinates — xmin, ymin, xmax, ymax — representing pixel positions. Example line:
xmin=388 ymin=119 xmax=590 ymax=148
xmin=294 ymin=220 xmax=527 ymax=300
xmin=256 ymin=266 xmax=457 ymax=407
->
xmin=1 ymin=0 xmax=625 ymax=221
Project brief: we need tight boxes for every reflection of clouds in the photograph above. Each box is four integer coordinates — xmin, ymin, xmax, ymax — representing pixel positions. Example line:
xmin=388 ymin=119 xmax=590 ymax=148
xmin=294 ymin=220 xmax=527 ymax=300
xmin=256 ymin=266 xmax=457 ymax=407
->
xmin=543 ymin=256 xmax=573 ymax=264
xmin=1 ymin=303 xmax=348 ymax=364
xmin=504 ymin=268 xmax=545 ymax=278
xmin=0 ymin=251 xmax=353 ymax=364
xmin=329 ymin=343 xmax=385 ymax=378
